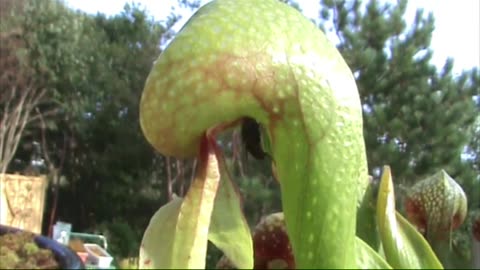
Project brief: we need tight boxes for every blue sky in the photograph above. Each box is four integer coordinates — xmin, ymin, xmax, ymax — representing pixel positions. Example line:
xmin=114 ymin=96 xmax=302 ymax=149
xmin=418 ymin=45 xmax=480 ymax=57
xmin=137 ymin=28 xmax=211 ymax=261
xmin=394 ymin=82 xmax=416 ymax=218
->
xmin=65 ymin=0 xmax=479 ymax=75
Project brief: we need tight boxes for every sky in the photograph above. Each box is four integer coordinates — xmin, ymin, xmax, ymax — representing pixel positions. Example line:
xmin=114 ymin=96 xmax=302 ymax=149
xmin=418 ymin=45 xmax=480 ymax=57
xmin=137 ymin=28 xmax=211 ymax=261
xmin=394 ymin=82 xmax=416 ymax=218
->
xmin=65 ymin=0 xmax=479 ymax=75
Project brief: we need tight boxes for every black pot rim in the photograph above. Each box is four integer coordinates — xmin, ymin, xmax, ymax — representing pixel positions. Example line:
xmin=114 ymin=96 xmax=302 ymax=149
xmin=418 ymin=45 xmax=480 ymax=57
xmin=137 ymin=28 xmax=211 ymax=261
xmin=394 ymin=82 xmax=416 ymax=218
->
xmin=0 ymin=224 xmax=84 ymax=269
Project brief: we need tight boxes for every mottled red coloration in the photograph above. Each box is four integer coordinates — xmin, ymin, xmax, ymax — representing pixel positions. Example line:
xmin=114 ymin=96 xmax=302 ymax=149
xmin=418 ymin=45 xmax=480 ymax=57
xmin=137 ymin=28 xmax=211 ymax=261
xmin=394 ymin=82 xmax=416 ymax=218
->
xmin=473 ymin=217 xmax=480 ymax=242
xmin=451 ymin=213 xmax=464 ymax=231
xmin=198 ymin=132 xmax=210 ymax=167
xmin=403 ymin=170 xmax=467 ymax=244
xmin=252 ymin=213 xmax=295 ymax=269
xmin=405 ymin=198 xmax=427 ymax=235
xmin=215 ymin=213 xmax=295 ymax=269
xmin=140 ymin=47 xmax=304 ymax=159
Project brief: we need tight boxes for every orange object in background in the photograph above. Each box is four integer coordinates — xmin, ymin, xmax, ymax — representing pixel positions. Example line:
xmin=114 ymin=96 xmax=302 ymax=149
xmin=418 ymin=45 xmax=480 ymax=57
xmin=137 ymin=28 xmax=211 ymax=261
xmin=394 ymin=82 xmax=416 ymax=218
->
xmin=69 ymin=239 xmax=88 ymax=263
xmin=69 ymin=238 xmax=86 ymax=252
xmin=77 ymin=252 xmax=89 ymax=263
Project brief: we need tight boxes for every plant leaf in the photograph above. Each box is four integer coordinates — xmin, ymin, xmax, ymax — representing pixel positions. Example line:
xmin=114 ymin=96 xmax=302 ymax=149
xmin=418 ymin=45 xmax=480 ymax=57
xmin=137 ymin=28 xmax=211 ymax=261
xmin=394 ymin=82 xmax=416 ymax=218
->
xmin=356 ymin=175 xmax=381 ymax=250
xmin=208 ymin=149 xmax=253 ymax=269
xmin=139 ymin=135 xmax=221 ymax=269
xmin=355 ymin=237 xmax=392 ymax=269
xmin=396 ymin=211 xmax=444 ymax=268
xmin=376 ymin=165 xmax=443 ymax=269
xmin=139 ymin=196 xmax=183 ymax=269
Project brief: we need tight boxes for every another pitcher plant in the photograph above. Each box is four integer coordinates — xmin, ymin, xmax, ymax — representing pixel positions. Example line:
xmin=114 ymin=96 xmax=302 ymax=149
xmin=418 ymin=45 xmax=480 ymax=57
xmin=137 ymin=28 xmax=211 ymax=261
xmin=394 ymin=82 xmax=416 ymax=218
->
xmin=137 ymin=0 xmax=467 ymax=268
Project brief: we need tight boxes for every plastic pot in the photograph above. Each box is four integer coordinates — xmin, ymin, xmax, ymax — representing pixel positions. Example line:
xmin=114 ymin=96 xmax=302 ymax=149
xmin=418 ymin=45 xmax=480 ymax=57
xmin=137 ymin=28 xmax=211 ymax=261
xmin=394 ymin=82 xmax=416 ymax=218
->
xmin=0 ymin=224 xmax=84 ymax=269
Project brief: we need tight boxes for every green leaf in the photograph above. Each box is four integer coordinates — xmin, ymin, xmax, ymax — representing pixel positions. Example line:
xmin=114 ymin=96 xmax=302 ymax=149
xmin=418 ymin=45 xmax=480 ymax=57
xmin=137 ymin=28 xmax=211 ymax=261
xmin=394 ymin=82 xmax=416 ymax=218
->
xmin=355 ymin=237 xmax=392 ymax=269
xmin=139 ymin=136 xmax=221 ymax=269
xmin=396 ymin=211 xmax=444 ymax=268
xmin=376 ymin=166 xmax=443 ymax=269
xmin=208 ymin=150 xmax=253 ymax=269
xmin=139 ymin=196 xmax=183 ymax=268
xmin=356 ymin=175 xmax=381 ymax=250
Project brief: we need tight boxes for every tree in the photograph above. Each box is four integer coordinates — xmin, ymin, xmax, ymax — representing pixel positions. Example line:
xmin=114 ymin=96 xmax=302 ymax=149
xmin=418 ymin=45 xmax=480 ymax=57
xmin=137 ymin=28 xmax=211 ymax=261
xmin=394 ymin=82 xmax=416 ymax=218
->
xmin=46 ymin=3 xmax=179 ymax=258
xmin=2 ymin=0 xmax=115 ymax=237
xmin=0 ymin=28 xmax=45 ymax=175
xmin=1 ymin=0 xmax=106 ymax=175
xmin=3 ymin=0 xmax=180 ymax=258
xmin=317 ymin=0 xmax=479 ymax=267
xmin=0 ymin=0 xmax=48 ymax=175
xmin=464 ymin=113 xmax=480 ymax=202
xmin=317 ymin=0 xmax=479 ymax=192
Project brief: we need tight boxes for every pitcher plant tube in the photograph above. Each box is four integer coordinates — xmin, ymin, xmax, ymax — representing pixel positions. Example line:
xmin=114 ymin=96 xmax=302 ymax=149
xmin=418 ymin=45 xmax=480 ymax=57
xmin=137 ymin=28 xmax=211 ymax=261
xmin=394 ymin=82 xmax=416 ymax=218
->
xmin=138 ymin=0 xmax=445 ymax=268
xmin=405 ymin=170 xmax=469 ymax=268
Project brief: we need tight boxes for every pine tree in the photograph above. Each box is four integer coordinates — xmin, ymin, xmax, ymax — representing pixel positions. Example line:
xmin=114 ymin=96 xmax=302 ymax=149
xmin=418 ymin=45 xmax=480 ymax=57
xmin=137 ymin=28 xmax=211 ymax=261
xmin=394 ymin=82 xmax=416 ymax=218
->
xmin=317 ymin=1 xmax=479 ymax=266
xmin=318 ymin=0 xmax=479 ymax=187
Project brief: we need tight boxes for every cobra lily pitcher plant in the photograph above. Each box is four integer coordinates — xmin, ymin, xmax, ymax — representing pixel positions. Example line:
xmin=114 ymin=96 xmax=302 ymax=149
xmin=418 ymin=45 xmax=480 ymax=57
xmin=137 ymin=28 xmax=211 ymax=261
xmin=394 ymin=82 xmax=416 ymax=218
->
xmin=137 ymin=0 xmax=467 ymax=268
